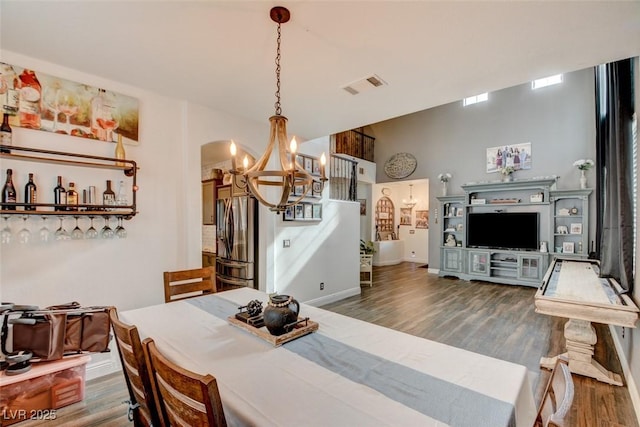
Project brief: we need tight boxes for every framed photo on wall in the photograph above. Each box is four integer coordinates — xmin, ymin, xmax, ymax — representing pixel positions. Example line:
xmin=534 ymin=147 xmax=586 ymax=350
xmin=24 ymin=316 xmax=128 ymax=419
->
xmin=295 ymin=204 xmax=304 ymax=219
xmin=400 ymin=208 xmax=412 ymax=226
xmin=312 ymin=203 xmax=322 ymax=219
xmin=283 ymin=206 xmax=294 ymax=221
xmin=415 ymin=210 xmax=429 ymax=229
xmin=304 ymin=203 xmax=313 ymax=219
xmin=359 ymin=199 xmax=366 ymax=216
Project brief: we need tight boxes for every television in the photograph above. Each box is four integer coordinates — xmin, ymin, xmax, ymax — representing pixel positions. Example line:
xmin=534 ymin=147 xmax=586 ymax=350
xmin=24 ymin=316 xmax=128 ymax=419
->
xmin=467 ymin=212 xmax=539 ymax=250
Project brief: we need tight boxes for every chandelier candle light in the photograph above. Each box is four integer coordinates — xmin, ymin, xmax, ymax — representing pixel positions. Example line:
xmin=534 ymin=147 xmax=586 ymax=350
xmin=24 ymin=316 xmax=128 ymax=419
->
xmin=230 ymin=6 xmax=327 ymax=212
xmin=403 ymin=184 xmax=418 ymax=209
xmin=573 ymin=159 xmax=594 ymax=189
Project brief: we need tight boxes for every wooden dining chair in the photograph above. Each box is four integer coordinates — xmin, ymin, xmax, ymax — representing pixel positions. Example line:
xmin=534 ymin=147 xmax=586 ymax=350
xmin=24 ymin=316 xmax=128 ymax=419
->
xmin=163 ymin=266 xmax=216 ymax=303
xmin=142 ymin=337 xmax=227 ymax=427
xmin=109 ymin=308 xmax=161 ymax=427
xmin=534 ymin=358 xmax=574 ymax=427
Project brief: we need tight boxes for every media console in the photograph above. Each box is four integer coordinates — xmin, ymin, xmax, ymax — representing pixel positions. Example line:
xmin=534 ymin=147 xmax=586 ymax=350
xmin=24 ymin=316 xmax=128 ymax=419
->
xmin=438 ymin=178 xmax=591 ymax=287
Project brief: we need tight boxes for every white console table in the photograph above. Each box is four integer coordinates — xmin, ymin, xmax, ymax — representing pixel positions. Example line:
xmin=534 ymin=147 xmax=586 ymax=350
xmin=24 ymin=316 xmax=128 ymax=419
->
xmin=535 ymin=258 xmax=638 ymax=386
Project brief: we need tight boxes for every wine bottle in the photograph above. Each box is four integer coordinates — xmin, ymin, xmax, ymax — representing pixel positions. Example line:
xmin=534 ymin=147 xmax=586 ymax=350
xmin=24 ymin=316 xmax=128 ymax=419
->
xmin=115 ymin=133 xmax=126 ymax=166
xmin=53 ymin=176 xmax=67 ymax=211
xmin=116 ymin=180 xmax=127 ymax=206
xmin=91 ymin=88 xmax=106 ymax=140
xmin=67 ymin=182 xmax=78 ymax=211
xmin=24 ymin=173 xmax=37 ymax=211
xmin=0 ymin=113 xmax=11 ymax=154
xmin=2 ymin=168 xmax=17 ymax=210
xmin=103 ymin=179 xmax=115 ymax=209
xmin=18 ymin=69 xmax=42 ymax=130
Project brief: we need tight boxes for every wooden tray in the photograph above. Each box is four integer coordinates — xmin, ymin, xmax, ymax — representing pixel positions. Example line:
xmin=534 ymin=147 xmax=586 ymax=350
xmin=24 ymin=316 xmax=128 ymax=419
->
xmin=227 ymin=316 xmax=318 ymax=347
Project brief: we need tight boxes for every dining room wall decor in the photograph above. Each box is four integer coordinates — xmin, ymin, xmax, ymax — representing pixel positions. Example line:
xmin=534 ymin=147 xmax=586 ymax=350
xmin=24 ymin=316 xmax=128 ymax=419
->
xmin=1 ymin=62 xmax=139 ymax=144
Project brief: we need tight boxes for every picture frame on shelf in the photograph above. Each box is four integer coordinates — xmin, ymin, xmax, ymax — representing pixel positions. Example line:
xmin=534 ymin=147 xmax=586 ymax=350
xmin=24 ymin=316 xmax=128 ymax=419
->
xmin=283 ymin=206 xmax=294 ymax=221
xmin=456 ymin=208 xmax=464 ymax=217
xmin=312 ymin=203 xmax=322 ymax=219
xmin=562 ymin=242 xmax=575 ymax=254
xmin=292 ymin=185 xmax=305 ymax=196
xmin=570 ymin=223 xmax=582 ymax=234
xmin=312 ymin=159 xmax=320 ymax=175
xmin=294 ymin=204 xmax=304 ymax=219
xmin=304 ymin=203 xmax=313 ymax=219
xmin=296 ymin=155 xmax=304 ymax=168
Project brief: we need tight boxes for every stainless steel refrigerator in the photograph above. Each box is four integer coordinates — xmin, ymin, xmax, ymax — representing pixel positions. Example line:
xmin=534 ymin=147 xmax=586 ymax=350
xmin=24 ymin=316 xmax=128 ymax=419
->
xmin=216 ymin=190 xmax=258 ymax=289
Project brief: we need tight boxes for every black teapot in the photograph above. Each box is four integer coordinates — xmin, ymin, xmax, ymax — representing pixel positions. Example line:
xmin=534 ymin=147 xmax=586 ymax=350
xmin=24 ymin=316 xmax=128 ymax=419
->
xmin=263 ymin=295 xmax=299 ymax=336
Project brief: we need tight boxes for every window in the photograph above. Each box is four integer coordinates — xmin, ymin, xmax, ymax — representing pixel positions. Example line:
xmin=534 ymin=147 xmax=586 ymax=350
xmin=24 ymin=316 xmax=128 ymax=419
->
xmin=532 ymin=74 xmax=563 ymax=90
xmin=463 ymin=93 xmax=488 ymax=106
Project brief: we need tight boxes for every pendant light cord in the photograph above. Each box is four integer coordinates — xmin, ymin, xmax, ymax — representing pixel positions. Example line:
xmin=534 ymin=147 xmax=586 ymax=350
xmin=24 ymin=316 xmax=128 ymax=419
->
xmin=274 ymin=21 xmax=282 ymax=116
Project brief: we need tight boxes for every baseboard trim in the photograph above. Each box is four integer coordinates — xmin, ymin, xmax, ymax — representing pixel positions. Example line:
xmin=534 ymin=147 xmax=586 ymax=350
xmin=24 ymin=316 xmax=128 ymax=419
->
xmin=86 ymin=358 xmax=120 ymax=381
xmin=304 ymin=287 xmax=361 ymax=307
xmin=428 ymin=268 xmax=440 ymax=275
xmin=609 ymin=324 xmax=640 ymax=422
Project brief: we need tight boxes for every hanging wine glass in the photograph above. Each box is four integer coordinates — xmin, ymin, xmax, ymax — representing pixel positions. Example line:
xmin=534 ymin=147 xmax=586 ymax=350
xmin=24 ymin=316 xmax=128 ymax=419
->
xmin=56 ymin=88 xmax=79 ymax=135
xmin=85 ymin=216 xmax=98 ymax=239
xmin=54 ymin=216 xmax=70 ymax=241
xmin=115 ymin=217 xmax=127 ymax=239
xmin=1 ymin=215 xmax=12 ymax=245
xmin=101 ymin=216 xmax=114 ymax=239
xmin=71 ymin=216 xmax=84 ymax=240
xmin=17 ymin=215 xmax=32 ymax=244
xmin=39 ymin=216 xmax=52 ymax=243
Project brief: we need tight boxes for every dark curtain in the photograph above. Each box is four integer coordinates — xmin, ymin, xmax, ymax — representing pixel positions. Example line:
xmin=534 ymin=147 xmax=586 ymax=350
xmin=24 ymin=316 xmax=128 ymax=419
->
xmin=595 ymin=58 xmax=635 ymax=292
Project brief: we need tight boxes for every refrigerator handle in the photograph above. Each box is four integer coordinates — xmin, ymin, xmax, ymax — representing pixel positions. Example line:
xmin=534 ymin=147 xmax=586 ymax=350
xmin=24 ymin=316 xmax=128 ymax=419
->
xmin=224 ymin=198 xmax=233 ymax=257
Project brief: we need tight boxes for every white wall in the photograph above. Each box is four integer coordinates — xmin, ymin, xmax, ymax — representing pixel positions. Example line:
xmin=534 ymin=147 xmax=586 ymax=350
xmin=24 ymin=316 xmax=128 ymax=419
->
xmin=274 ymin=136 xmax=361 ymax=305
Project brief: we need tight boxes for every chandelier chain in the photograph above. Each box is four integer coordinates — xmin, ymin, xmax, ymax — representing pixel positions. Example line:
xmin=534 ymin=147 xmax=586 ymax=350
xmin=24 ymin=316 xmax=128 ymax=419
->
xmin=274 ymin=22 xmax=282 ymax=116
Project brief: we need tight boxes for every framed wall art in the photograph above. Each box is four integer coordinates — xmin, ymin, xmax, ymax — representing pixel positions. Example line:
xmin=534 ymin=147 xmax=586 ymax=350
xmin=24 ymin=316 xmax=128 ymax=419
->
xmin=400 ymin=208 xmax=412 ymax=225
xmin=486 ymin=142 xmax=532 ymax=173
xmin=415 ymin=210 xmax=429 ymax=229
xmin=1 ymin=61 xmax=140 ymax=144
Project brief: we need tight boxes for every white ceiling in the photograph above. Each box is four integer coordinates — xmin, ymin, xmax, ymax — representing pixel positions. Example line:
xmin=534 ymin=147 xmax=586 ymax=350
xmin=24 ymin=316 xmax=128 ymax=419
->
xmin=2 ymin=1 xmax=639 ymax=142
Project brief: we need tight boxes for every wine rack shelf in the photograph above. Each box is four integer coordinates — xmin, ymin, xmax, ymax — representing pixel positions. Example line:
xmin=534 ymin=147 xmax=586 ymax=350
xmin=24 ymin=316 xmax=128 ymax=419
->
xmin=1 ymin=144 xmax=138 ymax=219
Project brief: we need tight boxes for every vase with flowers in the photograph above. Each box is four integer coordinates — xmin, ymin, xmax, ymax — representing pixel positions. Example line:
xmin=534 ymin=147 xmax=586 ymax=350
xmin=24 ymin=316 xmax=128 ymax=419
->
xmin=500 ymin=166 xmax=515 ymax=182
xmin=438 ymin=173 xmax=452 ymax=196
xmin=573 ymin=159 xmax=594 ymax=189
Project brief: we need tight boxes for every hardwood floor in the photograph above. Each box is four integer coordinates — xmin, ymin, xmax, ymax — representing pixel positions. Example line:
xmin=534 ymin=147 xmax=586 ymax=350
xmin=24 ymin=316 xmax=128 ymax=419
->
xmin=15 ymin=262 xmax=638 ymax=426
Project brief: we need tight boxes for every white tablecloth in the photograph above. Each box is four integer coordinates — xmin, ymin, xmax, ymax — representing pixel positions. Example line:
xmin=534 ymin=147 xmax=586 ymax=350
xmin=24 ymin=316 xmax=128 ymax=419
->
xmin=121 ymin=288 xmax=536 ymax=427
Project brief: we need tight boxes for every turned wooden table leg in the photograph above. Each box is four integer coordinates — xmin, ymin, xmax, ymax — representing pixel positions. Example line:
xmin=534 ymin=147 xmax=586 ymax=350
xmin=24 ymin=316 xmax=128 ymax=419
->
xmin=540 ymin=318 xmax=623 ymax=386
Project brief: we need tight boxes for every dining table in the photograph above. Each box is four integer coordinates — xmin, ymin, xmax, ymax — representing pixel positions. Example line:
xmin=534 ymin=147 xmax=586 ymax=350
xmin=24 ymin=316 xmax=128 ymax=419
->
xmin=121 ymin=287 xmax=537 ymax=427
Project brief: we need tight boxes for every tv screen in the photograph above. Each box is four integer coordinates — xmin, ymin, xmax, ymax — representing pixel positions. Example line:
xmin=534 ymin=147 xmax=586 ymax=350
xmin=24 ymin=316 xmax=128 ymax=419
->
xmin=467 ymin=212 xmax=539 ymax=250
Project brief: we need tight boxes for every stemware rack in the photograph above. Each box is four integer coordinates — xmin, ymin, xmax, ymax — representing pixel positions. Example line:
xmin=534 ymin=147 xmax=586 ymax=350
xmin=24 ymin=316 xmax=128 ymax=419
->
xmin=0 ymin=144 xmax=138 ymax=220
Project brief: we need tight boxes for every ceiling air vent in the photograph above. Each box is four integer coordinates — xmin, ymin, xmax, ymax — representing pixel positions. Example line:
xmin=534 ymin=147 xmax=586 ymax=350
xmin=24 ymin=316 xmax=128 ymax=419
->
xmin=342 ymin=74 xmax=387 ymax=95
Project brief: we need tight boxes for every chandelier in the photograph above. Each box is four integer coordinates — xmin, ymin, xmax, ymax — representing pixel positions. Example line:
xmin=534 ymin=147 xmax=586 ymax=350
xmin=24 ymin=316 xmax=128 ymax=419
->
xmin=403 ymin=184 xmax=418 ymax=209
xmin=230 ymin=6 xmax=327 ymax=212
